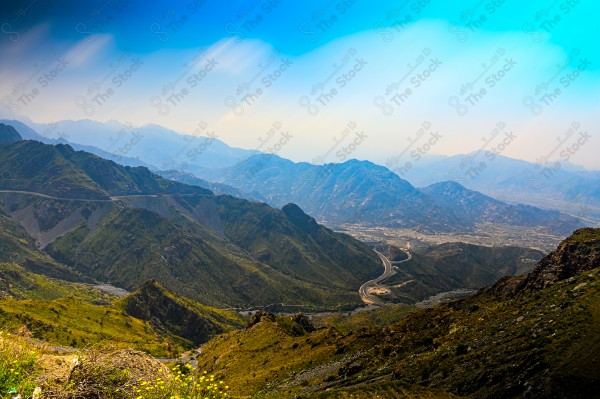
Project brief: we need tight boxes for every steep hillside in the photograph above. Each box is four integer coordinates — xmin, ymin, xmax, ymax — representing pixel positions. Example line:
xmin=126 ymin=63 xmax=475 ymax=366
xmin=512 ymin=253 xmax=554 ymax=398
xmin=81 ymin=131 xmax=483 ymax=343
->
xmin=0 ymin=263 xmax=245 ymax=356
xmin=44 ymin=200 xmax=379 ymax=309
xmin=0 ymin=123 xmax=22 ymax=143
xmin=196 ymin=228 xmax=600 ymax=398
xmin=0 ymin=202 xmax=88 ymax=282
xmin=213 ymin=198 xmax=380 ymax=291
xmin=518 ymin=227 xmax=600 ymax=290
xmin=0 ymin=140 xmax=210 ymax=200
xmin=119 ymin=280 xmax=244 ymax=346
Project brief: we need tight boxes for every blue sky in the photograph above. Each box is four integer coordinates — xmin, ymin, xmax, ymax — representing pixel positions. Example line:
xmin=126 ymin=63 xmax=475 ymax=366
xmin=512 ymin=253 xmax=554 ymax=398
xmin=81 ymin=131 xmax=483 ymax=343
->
xmin=1 ymin=0 xmax=599 ymax=168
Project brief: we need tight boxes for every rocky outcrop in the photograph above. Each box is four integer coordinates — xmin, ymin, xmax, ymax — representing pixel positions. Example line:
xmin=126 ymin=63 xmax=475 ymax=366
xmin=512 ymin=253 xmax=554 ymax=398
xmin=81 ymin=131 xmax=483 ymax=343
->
xmin=292 ymin=312 xmax=316 ymax=333
xmin=247 ymin=310 xmax=276 ymax=328
xmin=518 ymin=228 xmax=600 ymax=291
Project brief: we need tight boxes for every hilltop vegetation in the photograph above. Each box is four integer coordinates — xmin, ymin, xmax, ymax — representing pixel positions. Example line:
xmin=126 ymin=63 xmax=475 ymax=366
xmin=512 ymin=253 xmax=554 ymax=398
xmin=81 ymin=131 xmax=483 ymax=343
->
xmin=0 ymin=331 xmax=232 ymax=398
xmin=0 ymin=263 xmax=243 ymax=357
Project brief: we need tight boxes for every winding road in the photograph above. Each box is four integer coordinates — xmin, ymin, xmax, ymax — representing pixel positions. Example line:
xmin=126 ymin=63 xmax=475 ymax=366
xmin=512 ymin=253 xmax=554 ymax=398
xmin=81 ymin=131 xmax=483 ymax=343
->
xmin=359 ymin=247 xmax=412 ymax=305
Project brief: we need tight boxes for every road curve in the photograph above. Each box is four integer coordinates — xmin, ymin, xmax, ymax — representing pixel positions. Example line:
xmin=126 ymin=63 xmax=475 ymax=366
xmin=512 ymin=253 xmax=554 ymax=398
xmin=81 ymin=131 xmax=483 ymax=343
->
xmin=359 ymin=248 xmax=411 ymax=305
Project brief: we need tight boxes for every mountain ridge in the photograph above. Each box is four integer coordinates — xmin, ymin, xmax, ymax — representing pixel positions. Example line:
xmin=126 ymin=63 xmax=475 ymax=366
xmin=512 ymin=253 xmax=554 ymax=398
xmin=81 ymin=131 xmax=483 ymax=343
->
xmin=403 ymin=152 xmax=600 ymax=219
xmin=196 ymin=153 xmax=584 ymax=235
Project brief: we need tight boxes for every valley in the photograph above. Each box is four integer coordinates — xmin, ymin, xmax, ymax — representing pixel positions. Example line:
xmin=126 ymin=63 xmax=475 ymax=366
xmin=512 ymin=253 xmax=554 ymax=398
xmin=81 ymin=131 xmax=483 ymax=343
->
xmin=337 ymin=221 xmax=562 ymax=252
xmin=1 ymin=2 xmax=599 ymax=397
xmin=0 ymin=125 xmax=569 ymax=315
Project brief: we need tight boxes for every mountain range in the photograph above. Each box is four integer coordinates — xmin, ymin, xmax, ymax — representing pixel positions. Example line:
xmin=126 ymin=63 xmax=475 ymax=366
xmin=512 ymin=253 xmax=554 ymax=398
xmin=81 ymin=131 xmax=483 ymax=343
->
xmin=0 ymin=125 xmax=381 ymax=310
xmin=1 ymin=117 xmax=258 ymax=172
xmin=0 ymin=123 xmax=556 ymax=313
xmin=0 ymin=119 xmax=153 ymax=168
xmin=3 ymin=118 xmax=596 ymax=233
xmin=401 ymin=152 xmax=600 ymax=221
xmin=196 ymin=153 xmax=584 ymax=235
xmin=0 ymin=119 xmax=598 ymax=398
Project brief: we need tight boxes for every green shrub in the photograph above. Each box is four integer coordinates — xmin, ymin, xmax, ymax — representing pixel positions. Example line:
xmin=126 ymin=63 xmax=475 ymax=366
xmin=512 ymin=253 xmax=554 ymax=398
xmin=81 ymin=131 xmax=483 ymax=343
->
xmin=0 ymin=330 xmax=39 ymax=397
xmin=131 ymin=364 xmax=229 ymax=399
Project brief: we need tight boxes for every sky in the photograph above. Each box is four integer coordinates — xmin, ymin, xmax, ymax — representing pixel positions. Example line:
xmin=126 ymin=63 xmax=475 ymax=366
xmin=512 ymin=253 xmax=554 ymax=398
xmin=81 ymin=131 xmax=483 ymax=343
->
xmin=1 ymin=0 xmax=599 ymax=169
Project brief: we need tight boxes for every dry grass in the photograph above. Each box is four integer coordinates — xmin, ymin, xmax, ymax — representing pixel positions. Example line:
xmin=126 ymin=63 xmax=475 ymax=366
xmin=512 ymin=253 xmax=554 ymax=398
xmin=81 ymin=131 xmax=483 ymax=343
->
xmin=38 ymin=349 xmax=171 ymax=399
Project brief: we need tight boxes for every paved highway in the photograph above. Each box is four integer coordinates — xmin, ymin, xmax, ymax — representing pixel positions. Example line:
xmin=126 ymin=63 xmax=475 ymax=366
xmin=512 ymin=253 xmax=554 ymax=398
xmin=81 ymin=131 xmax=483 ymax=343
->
xmin=359 ymin=247 xmax=411 ymax=305
xmin=0 ymin=190 xmax=211 ymax=202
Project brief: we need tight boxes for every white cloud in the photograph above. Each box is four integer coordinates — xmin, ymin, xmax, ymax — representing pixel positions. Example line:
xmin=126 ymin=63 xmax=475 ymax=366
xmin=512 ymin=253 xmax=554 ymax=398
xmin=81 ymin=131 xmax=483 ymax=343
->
xmin=63 ymin=33 xmax=114 ymax=67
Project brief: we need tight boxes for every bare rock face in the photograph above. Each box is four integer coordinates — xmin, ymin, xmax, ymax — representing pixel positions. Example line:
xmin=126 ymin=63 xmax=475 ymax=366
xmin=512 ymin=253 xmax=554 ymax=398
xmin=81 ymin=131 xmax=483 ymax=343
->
xmin=518 ymin=228 xmax=600 ymax=291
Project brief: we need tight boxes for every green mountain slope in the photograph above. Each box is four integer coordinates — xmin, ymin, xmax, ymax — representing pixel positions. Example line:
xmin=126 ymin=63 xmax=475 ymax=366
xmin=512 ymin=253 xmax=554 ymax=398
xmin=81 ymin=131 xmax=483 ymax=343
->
xmin=383 ymin=242 xmax=543 ymax=303
xmin=0 ymin=264 xmax=176 ymax=356
xmin=0 ymin=137 xmax=380 ymax=310
xmin=0 ymin=202 xmax=88 ymax=282
xmin=118 ymin=280 xmax=245 ymax=346
xmin=213 ymin=198 xmax=380 ymax=290
xmin=0 ymin=123 xmax=22 ymax=143
xmin=44 ymin=201 xmax=377 ymax=309
xmin=0 ymin=140 xmax=210 ymax=199
xmin=0 ymin=263 xmax=244 ymax=357
xmin=0 ymin=262 xmax=110 ymax=302
xmin=195 ymin=228 xmax=600 ymax=398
